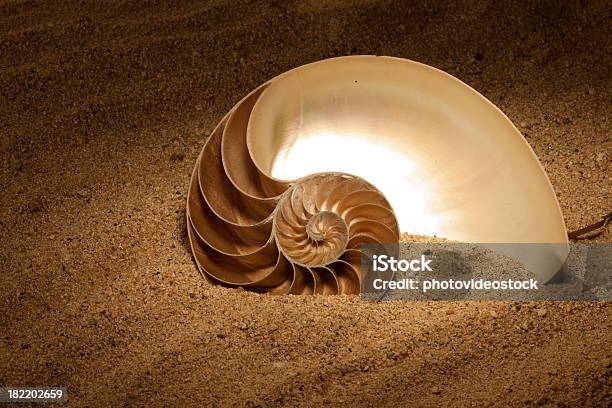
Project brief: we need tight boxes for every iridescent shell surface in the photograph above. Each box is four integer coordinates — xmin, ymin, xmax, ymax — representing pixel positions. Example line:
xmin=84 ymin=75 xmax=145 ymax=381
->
xmin=187 ymin=56 xmax=568 ymax=293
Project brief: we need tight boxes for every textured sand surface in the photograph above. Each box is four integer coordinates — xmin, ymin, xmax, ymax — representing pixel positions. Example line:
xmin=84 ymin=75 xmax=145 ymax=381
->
xmin=1 ymin=1 xmax=611 ymax=406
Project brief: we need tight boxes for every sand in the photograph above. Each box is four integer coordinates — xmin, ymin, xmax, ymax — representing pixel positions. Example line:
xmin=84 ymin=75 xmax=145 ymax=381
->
xmin=1 ymin=1 xmax=611 ymax=406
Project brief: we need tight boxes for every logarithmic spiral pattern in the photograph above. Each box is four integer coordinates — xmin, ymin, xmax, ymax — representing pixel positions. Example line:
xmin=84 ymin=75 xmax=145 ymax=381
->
xmin=186 ymin=86 xmax=399 ymax=295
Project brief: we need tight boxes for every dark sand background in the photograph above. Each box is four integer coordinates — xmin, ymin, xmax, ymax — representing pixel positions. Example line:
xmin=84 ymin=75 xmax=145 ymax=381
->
xmin=1 ymin=1 xmax=611 ymax=406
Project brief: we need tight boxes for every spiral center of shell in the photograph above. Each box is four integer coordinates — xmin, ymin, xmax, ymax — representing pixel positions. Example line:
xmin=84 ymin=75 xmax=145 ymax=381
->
xmin=273 ymin=174 xmax=367 ymax=268
xmin=306 ymin=211 xmax=346 ymax=243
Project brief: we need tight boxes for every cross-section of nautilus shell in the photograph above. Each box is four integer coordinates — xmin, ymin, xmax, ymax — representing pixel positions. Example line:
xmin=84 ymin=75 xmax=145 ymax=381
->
xmin=187 ymin=56 xmax=569 ymax=294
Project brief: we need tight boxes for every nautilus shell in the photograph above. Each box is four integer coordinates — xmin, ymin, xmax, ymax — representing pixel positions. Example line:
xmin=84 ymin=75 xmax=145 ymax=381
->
xmin=187 ymin=56 xmax=569 ymax=294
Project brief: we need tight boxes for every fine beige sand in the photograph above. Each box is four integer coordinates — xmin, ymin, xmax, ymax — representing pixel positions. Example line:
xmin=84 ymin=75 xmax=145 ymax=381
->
xmin=1 ymin=1 xmax=610 ymax=407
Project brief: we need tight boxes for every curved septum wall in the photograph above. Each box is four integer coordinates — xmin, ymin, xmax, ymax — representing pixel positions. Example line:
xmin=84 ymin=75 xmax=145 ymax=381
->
xmin=187 ymin=87 xmax=399 ymax=295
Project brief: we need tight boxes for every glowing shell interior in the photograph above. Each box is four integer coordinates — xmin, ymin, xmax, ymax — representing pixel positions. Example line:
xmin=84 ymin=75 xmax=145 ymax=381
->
xmin=187 ymin=56 xmax=569 ymax=294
